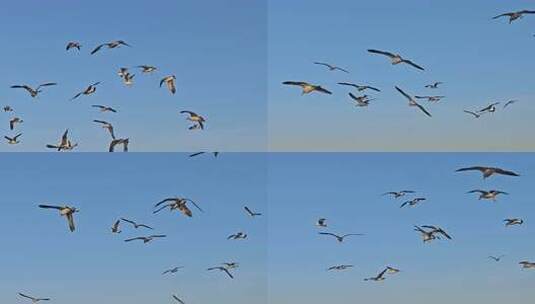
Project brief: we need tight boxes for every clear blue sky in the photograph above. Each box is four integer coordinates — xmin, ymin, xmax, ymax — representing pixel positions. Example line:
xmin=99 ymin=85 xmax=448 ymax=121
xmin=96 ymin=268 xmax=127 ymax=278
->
xmin=269 ymin=0 xmax=535 ymax=151
xmin=0 ymin=0 xmax=267 ymax=152
xmin=268 ymin=153 xmax=534 ymax=304
xmin=0 ymin=153 xmax=267 ymax=303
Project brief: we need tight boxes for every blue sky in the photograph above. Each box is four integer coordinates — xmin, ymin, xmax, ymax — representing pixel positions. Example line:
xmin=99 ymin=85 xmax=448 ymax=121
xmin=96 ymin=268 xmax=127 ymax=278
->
xmin=0 ymin=0 xmax=267 ymax=152
xmin=0 ymin=153 xmax=267 ymax=303
xmin=269 ymin=0 xmax=535 ymax=151
xmin=268 ymin=153 xmax=535 ymax=303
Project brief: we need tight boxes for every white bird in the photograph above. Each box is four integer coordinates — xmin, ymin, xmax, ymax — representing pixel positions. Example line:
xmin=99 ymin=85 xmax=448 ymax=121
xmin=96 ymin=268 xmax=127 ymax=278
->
xmin=368 ymin=49 xmax=425 ymax=71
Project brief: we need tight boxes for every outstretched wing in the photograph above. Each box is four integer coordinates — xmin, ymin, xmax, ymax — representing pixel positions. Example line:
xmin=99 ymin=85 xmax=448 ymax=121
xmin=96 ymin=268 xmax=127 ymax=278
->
xmin=367 ymin=49 xmax=396 ymax=58
xmin=90 ymin=44 xmax=105 ymax=54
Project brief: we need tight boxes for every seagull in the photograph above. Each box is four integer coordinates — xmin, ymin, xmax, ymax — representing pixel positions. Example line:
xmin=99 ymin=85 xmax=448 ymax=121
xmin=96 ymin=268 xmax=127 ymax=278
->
xmin=338 ymin=82 xmax=381 ymax=92
xmin=488 ymin=255 xmax=505 ymax=262
xmin=319 ymin=232 xmax=364 ymax=243
xmin=478 ymin=102 xmax=500 ymax=114
xmin=137 ymin=65 xmax=157 ymax=73
xmin=92 ymin=105 xmax=117 ymax=113
xmin=188 ymin=152 xmax=219 ymax=158
xmin=124 ymin=235 xmax=167 ymax=243
xmin=91 ymin=40 xmax=131 ymax=54
xmin=415 ymin=95 xmax=445 ymax=102
xmin=120 ymin=218 xmax=153 ymax=230
xmin=207 ymin=266 xmax=234 ymax=279
xmin=18 ymin=293 xmax=50 ymax=303
xmin=66 ymin=41 xmax=81 ymax=51
xmin=93 ymin=120 xmax=115 ymax=139
xmin=38 ymin=204 xmax=78 ymax=232
xmin=414 ymin=225 xmax=452 ymax=243
xmin=4 ymin=133 xmax=22 ymax=144
xmin=395 ymin=86 xmax=432 ymax=117
xmin=400 ymin=197 xmax=426 ymax=208
xmin=117 ymin=67 xmax=129 ymax=78
xmin=172 ymin=294 xmax=185 ymax=304
xmin=327 ymin=264 xmax=354 ymax=271
xmin=163 ymin=266 xmax=184 ymax=275
xmin=503 ymin=100 xmax=518 ymax=109
xmin=180 ymin=111 xmax=206 ymax=130
xmin=244 ymin=206 xmax=262 ymax=217
xmin=228 ymin=232 xmax=247 ymax=240
xmin=282 ymin=81 xmax=332 ymax=95
xmin=111 ymin=219 xmax=121 ymax=233
xmin=316 ymin=218 xmax=327 ymax=228
xmin=519 ymin=261 xmax=535 ymax=269
xmin=153 ymin=197 xmax=203 ymax=217
xmin=383 ymin=190 xmax=415 ymax=198
xmin=467 ymin=190 xmax=508 ymax=201
xmin=425 ymin=82 xmax=443 ymax=89
xmin=463 ymin=110 xmax=481 ymax=118
xmin=10 ymin=83 xmax=57 ymax=98
xmin=122 ymin=72 xmax=135 ymax=86
xmin=313 ymin=62 xmax=349 ymax=73
xmin=364 ymin=268 xmax=388 ymax=281
xmin=3 ymin=105 xmax=13 ymax=112
xmin=504 ymin=218 xmax=524 ymax=227
xmin=109 ymin=138 xmax=129 ymax=152
xmin=348 ymin=93 xmax=374 ymax=107
xmin=160 ymin=75 xmax=177 ymax=94
xmin=46 ymin=129 xmax=77 ymax=151
xmin=368 ymin=49 xmax=425 ymax=71
xmin=493 ymin=10 xmax=535 ymax=23
xmin=456 ymin=166 xmax=519 ymax=179
xmin=71 ymin=82 xmax=100 ymax=100
xmin=9 ymin=117 xmax=23 ymax=130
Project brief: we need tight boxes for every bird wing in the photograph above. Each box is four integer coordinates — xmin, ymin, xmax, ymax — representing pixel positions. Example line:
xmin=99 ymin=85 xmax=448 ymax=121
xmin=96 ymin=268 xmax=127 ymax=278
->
xmin=463 ymin=110 xmax=479 ymax=118
xmin=180 ymin=110 xmax=196 ymax=116
xmin=337 ymin=82 xmax=358 ymax=88
xmin=368 ymin=49 xmax=395 ymax=58
xmin=37 ymin=82 xmax=57 ymax=89
xmin=124 ymin=237 xmax=143 ymax=242
xmin=319 ymin=232 xmax=339 ymax=238
xmin=66 ymin=212 xmax=76 ymax=232
xmin=18 ymin=293 xmax=37 ymax=301
xmin=456 ymin=166 xmax=486 ymax=173
xmin=154 ymin=198 xmax=175 ymax=208
xmin=70 ymin=92 xmax=83 ymax=100
xmin=315 ymin=86 xmax=332 ymax=94
xmin=244 ymin=206 xmax=254 ymax=216
xmin=494 ymin=168 xmax=519 ymax=177
xmin=282 ymin=81 xmax=307 ymax=86
xmin=335 ymin=67 xmax=350 ymax=73
xmin=367 ymin=86 xmax=381 ymax=92
xmin=90 ymin=44 xmax=105 ymax=54
xmin=38 ymin=204 xmax=62 ymax=210
xmin=222 ymin=268 xmax=234 ymax=279
xmin=467 ymin=189 xmax=485 ymax=194
xmin=313 ymin=62 xmax=331 ymax=68
xmin=395 ymin=86 xmax=412 ymax=101
xmin=400 ymin=201 xmax=409 ymax=208
xmin=138 ymin=224 xmax=154 ymax=230
xmin=402 ymin=59 xmax=425 ymax=71
xmin=492 ymin=13 xmax=514 ymax=19
xmin=172 ymin=295 xmax=185 ymax=304
xmin=120 ymin=218 xmax=136 ymax=226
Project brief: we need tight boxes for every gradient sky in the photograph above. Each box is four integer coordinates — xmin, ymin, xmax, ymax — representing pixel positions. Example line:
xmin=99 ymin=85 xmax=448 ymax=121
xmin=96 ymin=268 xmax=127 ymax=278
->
xmin=0 ymin=0 xmax=267 ymax=152
xmin=0 ymin=153 xmax=267 ymax=304
xmin=269 ymin=0 xmax=535 ymax=151
xmin=268 ymin=153 xmax=535 ymax=304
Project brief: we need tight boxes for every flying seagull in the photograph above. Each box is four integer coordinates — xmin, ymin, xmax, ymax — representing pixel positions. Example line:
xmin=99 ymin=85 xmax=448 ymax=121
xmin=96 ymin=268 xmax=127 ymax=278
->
xmin=414 ymin=225 xmax=452 ymax=243
xmin=109 ymin=138 xmax=129 ymax=152
xmin=18 ymin=293 xmax=50 ymax=303
xmin=282 ymin=81 xmax=332 ymax=95
xmin=66 ymin=41 xmax=81 ymax=51
xmin=38 ymin=204 xmax=78 ymax=232
xmin=11 ymin=83 xmax=57 ymax=98
xmin=46 ymin=129 xmax=77 ymax=151
xmin=137 ymin=65 xmax=157 ymax=73
xmin=395 ymin=86 xmax=432 ymax=117
xmin=504 ymin=218 xmax=524 ymax=227
xmin=228 ymin=232 xmax=248 ymax=240
xmin=338 ymin=82 xmax=381 ymax=92
xmin=4 ymin=133 xmax=22 ymax=144
xmin=9 ymin=117 xmax=23 ymax=130
xmin=180 ymin=111 xmax=206 ymax=130
xmin=3 ymin=105 xmax=13 ymax=112
xmin=153 ymin=197 xmax=203 ymax=217
xmin=456 ymin=166 xmax=519 ymax=179
xmin=368 ymin=49 xmax=425 ymax=71
xmin=400 ymin=197 xmax=426 ymax=208
xmin=111 ymin=219 xmax=121 ymax=233
xmin=244 ymin=206 xmax=262 ymax=217
xmin=163 ymin=266 xmax=184 ymax=275
xmin=493 ymin=10 xmax=535 ymax=23
xmin=348 ymin=93 xmax=374 ymax=107
xmin=327 ymin=264 xmax=354 ymax=271
xmin=478 ymin=102 xmax=500 ymax=114
xmin=425 ymin=82 xmax=443 ymax=89
xmin=121 ymin=72 xmax=135 ymax=86
xmin=319 ymin=232 xmax=364 ymax=243
xmin=415 ymin=95 xmax=445 ymax=103
xmin=93 ymin=120 xmax=115 ymax=139
xmin=467 ymin=190 xmax=508 ymax=201
xmin=519 ymin=261 xmax=535 ymax=269
xmin=313 ymin=62 xmax=349 ymax=73
xmin=207 ymin=266 xmax=234 ymax=279
xmin=91 ymin=40 xmax=131 ymax=55
xmin=188 ymin=152 xmax=219 ymax=158
xmin=124 ymin=235 xmax=167 ymax=243
xmin=488 ymin=255 xmax=505 ymax=262
xmin=71 ymin=82 xmax=100 ymax=100
xmin=316 ymin=218 xmax=327 ymax=228
xmin=92 ymin=105 xmax=117 ymax=113
xmin=160 ymin=75 xmax=176 ymax=94
xmin=120 ymin=218 xmax=153 ymax=230
xmin=383 ymin=190 xmax=415 ymax=198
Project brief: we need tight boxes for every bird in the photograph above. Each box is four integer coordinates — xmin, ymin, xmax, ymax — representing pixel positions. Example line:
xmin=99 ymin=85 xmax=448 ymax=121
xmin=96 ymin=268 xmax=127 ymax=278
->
xmin=228 ymin=232 xmax=247 ymax=240
xmin=319 ymin=232 xmax=364 ymax=243
xmin=207 ymin=266 xmax=234 ymax=279
xmin=162 ymin=266 xmax=184 ymax=275
xmin=4 ymin=133 xmax=22 ymax=144
xmin=368 ymin=49 xmax=425 ymax=71
xmin=395 ymin=86 xmax=432 ymax=117
xmin=383 ymin=190 xmax=415 ymax=198
xmin=3 ymin=105 xmax=13 ymax=112
xmin=503 ymin=100 xmax=518 ymax=109
xmin=467 ymin=190 xmax=508 ymax=201
xmin=92 ymin=105 xmax=117 ymax=113
xmin=120 ymin=218 xmax=153 ymax=230
xmin=122 ymin=72 xmax=135 ymax=86
xmin=109 ymin=138 xmax=129 ymax=152
xmin=414 ymin=95 xmax=445 ymax=102
xmin=400 ymin=197 xmax=426 ymax=208
xmin=414 ymin=225 xmax=452 ymax=243
xmin=493 ymin=10 xmax=535 ymax=24
xmin=425 ymin=82 xmax=442 ymax=89
xmin=488 ymin=255 xmax=505 ymax=262
xmin=18 ymin=293 xmax=50 ymax=303
xmin=338 ymin=82 xmax=381 ymax=92
xmin=137 ymin=65 xmax=157 ymax=73
xmin=9 ymin=117 xmax=23 ymax=130
xmin=71 ymin=82 xmax=100 ymax=100
xmin=348 ymin=93 xmax=374 ymax=107
xmin=153 ymin=197 xmax=203 ymax=217
xmin=172 ymin=294 xmax=185 ymax=304
xmin=11 ymin=83 xmax=57 ymax=98
xmin=66 ymin=41 xmax=81 ymax=51
xmin=93 ymin=120 xmax=115 ymax=139
xmin=504 ymin=218 xmax=524 ymax=227
xmin=327 ymin=264 xmax=354 ymax=271
xmin=124 ymin=235 xmax=167 ymax=243
xmin=91 ymin=40 xmax=131 ymax=54
xmin=38 ymin=204 xmax=78 ymax=232
xmin=46 ymin=129 xmax=77 ymax=151
xmin=160 ymin=75 xmax=177 ymax=94
xmin=111 ymin=219 xmax=121 ymax=233
xmin=455 ymin=166 xmax=519 ymax=179
xmin=477 ymin=102 xmax=500 ymax=114
xmin=463 ymin=110 xmax=481 ymax=118
xmin=244 ymin=206 xmax=262 ymax=217
xmin=316 ymin=218 xmax=327 ymax=228
xmin=313 ymin=62 xmax=349 ymax=73
xmin=180 ymin=111 xmax=206 ymax=130
xmin=282 ymin=81 xmax=332 ymax=95
xmin=364 ymin=268 xmax=388 ymax=281
xmin=519 ymin=261 xmax=535 ymax=269
xmin=188 ymin=152 xmax=219 ymax=158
